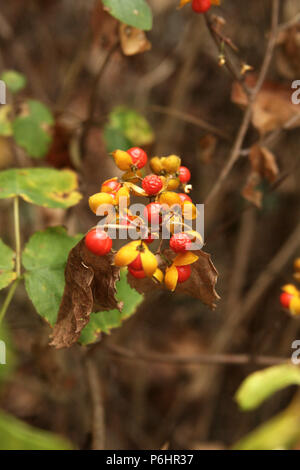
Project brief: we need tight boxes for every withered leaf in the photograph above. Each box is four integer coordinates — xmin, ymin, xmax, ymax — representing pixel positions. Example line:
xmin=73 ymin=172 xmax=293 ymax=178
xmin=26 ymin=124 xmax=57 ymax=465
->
xmin=128 ymin=249 xmax=220 ymax=310
xmin=50 ymin=239 xmax=120 ymax=349
xmin=232 ymin=75 xmax=300 ymax=135
xmin=242 ymin=144 xmax=279 ymax=208
xmin=119 ymin=23 xmax=151 ymax=56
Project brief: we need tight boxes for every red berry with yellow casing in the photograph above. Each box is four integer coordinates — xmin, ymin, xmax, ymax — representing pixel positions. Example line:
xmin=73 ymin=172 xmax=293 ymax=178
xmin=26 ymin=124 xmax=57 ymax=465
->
xmin=178 ymin=193 xmax=192 ymax=204
xmin=176 ymin=265 xmax=191 ymax=283
xmin=129 ymin=254 xmax=143 ymax=271
xmin=179 ymin=166 xmax=191 ymax=183
xmin=170 ymin=232 xmax=192 ymax=253
xmin=192 ymin=0 xmax=211 ymax=14
xmin=144 ymin=203 xmax=162 ymax=227
xmin=127 ymin=147 xmax=148 ymax=169
xmin=142 ymin=174 xmax=163 ymax=196
xmin=280 ymin=292 xmax=293 ymax=309
xmin=128 ymin=267 xmax=146 ymax=279
xmin=85 ymin=229 xmax=112 ymax=256
xmin=101 ymin=178 xmax=121 ymax=194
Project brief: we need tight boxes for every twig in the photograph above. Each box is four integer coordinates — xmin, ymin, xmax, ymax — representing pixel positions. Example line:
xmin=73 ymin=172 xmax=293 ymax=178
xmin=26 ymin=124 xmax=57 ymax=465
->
xmin=86 ymin=357 xmax=105 ymax=450
xmin=0 ymin=279 xmax=20 ymax=325
xmin=14 ymin=197 xmax=21 ymax=278
xmin=151 ymin=105 xmax=231 ymax=141
xmin=80 ymin=41 xmax=119 ymax=160
xmin=104 ymin=343 xmax=288 ymax=367
xmin=205 ymin=0 xmax=281 ymax=205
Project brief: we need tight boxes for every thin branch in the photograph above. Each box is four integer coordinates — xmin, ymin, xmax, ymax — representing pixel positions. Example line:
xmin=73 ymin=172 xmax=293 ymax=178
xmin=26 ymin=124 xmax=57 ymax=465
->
xmin=0 ymin=279 xmax=20 ymax=325
xmin=205 ymin=0 xmax=281 ymax=205
xmin=14 ymin=196 xmax=21 ymax=278
xmin=151 ymin=105 xmax=231 ymax=141
xmin=86 ymin=357 xmax=105 ymax=450
xmin=104 ymin=343 xmax=288 ymax=367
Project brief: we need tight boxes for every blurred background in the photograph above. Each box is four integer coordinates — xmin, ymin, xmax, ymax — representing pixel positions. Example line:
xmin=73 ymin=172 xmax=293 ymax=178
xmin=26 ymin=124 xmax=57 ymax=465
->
xmin=0 ymin=0 xmax=300 ymax=450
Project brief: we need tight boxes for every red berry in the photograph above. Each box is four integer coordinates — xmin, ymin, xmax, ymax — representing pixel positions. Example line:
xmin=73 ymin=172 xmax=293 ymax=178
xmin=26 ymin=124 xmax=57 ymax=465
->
xmin=128 ymin=267 xmax=146 ymax=279
xmin=280 ymin=292 xmax=293 ymax=309
xmin=142 ymin=233 xmax=156 ymax=244
xmin=170 ymin=232 xmax=192 ymax=253
xmin=142 ymin=174 xmax=163 ymax=196
xmin=144 ymin=203 xmax=162 ymax=227
xmin=102 ymin=178 xmax=121 ymax=193
xmin=127 ymin=147 xmax=148 ymax=169
xmin=179 ymin=166 xmax=191 ymax=183
xmin=176 ymin=265 xmax=191 ymax=283
xmin=179 ymin=193 xmax=192 ymax=204
xmin=129 ymin=254 xmax=143 ymax=271
xmin=192 ymin=0 xmax=211 ymax=14
xmin=85 ymin=229 xmax=112 ymax=256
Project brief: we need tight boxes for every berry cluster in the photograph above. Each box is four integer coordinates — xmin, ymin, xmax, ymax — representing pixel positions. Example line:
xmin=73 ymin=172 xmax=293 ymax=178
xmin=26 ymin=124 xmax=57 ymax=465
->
xmin=279 ymin=258 xmax=300 ymax=316
xmin=85 ymin=147 xmax=203 ymax=291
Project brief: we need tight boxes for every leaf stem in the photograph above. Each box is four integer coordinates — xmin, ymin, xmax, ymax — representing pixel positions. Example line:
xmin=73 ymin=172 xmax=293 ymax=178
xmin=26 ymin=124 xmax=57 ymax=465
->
xmin=0 ymin=278 xmax=20 ymax=324
xmin=14 ymin=196 xmax=21 ymax=278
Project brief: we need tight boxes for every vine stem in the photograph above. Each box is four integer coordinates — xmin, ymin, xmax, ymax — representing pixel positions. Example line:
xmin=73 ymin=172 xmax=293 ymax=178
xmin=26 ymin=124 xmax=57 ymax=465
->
xmin=14 ymin=196 xmax=21 ymax=278
xmin=0 ymin=196 xmax=22 ymax=325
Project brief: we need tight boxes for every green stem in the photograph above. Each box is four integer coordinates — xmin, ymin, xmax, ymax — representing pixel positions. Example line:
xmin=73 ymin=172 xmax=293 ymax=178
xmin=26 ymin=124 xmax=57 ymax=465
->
xmin=14 ymin=196 xmax=21 ymax=278
xmin=0 ymin=279 xmax=20 ymax=324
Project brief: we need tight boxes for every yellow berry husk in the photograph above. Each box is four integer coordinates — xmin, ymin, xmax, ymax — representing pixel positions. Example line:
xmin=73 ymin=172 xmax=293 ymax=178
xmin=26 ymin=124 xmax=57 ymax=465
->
xmin=159 ymin=191 xmax=181 ymax=207
xmin=115 ymin=186 xmax=130 ymax=206
xmin=167 ymin=178 xmax=180 ymax=190
xmin=150 ymin=156 xmax=163 ymax=174
xmin=153 ymin=268 xmax=164 ymax=284
xmin=162 ymin=155 xmax=181 ymax=173
xmin=164 ymin=265 xmax=178 ymax=291
xmin=140 ymin=249 xmax=158 ymax=277
xmin=122 ymin=170 xmax=142 ymax=183
xmin=294 ymin=258 xmax=300 ymax=273
xmin=290 ymin=296 xmax=300 ymax=316
xmin=89 ymin=192 xmax=115 ymax=214
xmin=113 ymin=149 xmax=133 ymax=171
xmin=282 ymin=284 xmax=299 ymax=296
xmin=182 ymin=201 xmax=197 ymax=220
xmin=114 ymin=241 xmax=142 ymax=267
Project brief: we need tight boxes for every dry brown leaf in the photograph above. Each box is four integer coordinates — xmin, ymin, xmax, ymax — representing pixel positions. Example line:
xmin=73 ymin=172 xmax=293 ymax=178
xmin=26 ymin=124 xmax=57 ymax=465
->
xmin=50 ymin=239 xmax=120 ymax=349
xmin=198 ymin=134 xmax=217 ymax=164
xmin=276 ymin=25 xmax=300 ymax=79
xmin=231 ymin=75 xmax=300 ymax=135
xmin=128 ymin=249 xmax=219 ymax=310
xmin=242 ymin=144 xmax=279 ymax=208
xmin=119 ymin=24 xmax=151 ymax=56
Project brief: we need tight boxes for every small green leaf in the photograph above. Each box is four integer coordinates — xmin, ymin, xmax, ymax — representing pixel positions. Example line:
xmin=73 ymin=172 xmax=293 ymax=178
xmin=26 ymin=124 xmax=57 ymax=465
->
xmin=104 ymin=106 xmax=154 ymax=152
xmin=235 ymin=364 xmax=300 ymax=411
xmin=0 ymin=168 xmax=82 ymax=208
xmin=0 ymin=105 xmax=12 ymax=136
xmin=12 ymin=99 xmax=54 ymax=158
xmin=233 ymin=400 xmax=300 ymax=450
xmin=0 ymin=410 xmax=73 ymax=450
xmin=0 ymin=239 xmax=16 ymax=291
xmin=0 ymin=70 xmax=26 ymax=94
xmin=80 ymin=269 xmax=143 ymax=344
xmin=22 ymin=227 xmax=82 ymax=325
xmin=102 ymin=0 xmax=152 ymax=30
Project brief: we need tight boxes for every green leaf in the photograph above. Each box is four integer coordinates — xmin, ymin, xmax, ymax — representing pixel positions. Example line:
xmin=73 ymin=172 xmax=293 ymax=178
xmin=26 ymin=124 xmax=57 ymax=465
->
xmin=104 ymin=106 xmax=154 ymax=152
xmin=0 ymin=70 xmax=26 ymax=94
xmin=80 ymin=269 xmax=143 ymax=344
xmin=12 ymin=99 xmax=54 ymax=158
xmin=22 ymin=227 xmax=82 ymax=326
xmin=0 ymin=168 xmax=82 ymax=208
xmin=235 ymin=364 xmax=300 ymax=411
xmin=0 ymin=239 xmax=16 ymax=291
xmin=0 ymin=105 xmax=12 ymax=136
xmin=0 ymin=410 xmax=73 ymax=450
xmin=233 ymin=400 xmax=300 ymax=450
xmin=102 ymin=0 xmax=152 ymax=30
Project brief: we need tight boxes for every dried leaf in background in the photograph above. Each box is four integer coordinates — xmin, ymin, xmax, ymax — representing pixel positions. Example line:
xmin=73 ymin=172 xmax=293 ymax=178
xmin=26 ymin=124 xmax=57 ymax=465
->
xmin=119 ymin=23 xmax=151 ymax=56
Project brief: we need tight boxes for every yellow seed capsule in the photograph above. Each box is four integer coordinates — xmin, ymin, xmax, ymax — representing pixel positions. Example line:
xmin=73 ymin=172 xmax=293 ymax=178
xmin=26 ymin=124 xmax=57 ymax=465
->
xmin=150 ymin=156 xmax=163 ymax=174
xmin=182 ymin=201 xmax=197 ymax=220
xmin=153 ymin=268 xmax=164 ymax=284
xmin=162 ymin=155 xmax=181 ymax=173
xmin=159 ymin=191 xmax=181 ymax=207
xmin=115 ymin=186 xmax=130 ymax=206
xmin=113 ymin=149 xmax=133 ymax=171
xmin=89 ymin=192 xmax=115 ymax=214
xmin=282 ymin=284 xmax=299 ymax=296
xmin=290 ymin=296 xmax=300 ymax=316
xmin=122 ymin=170 xmax=142 ymax=183
xmin=294 ymin=258 xmax=300 ymax=273
xmin=167 ymin=178 xmax=180 ymax=190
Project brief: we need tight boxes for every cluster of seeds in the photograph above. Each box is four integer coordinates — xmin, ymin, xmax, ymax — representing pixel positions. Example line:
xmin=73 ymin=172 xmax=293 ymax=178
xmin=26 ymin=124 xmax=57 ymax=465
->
xmin=279 ymin=258 xmax=300 ymax=316
xmin=85 ymin=147 xmax=203 ymax=292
